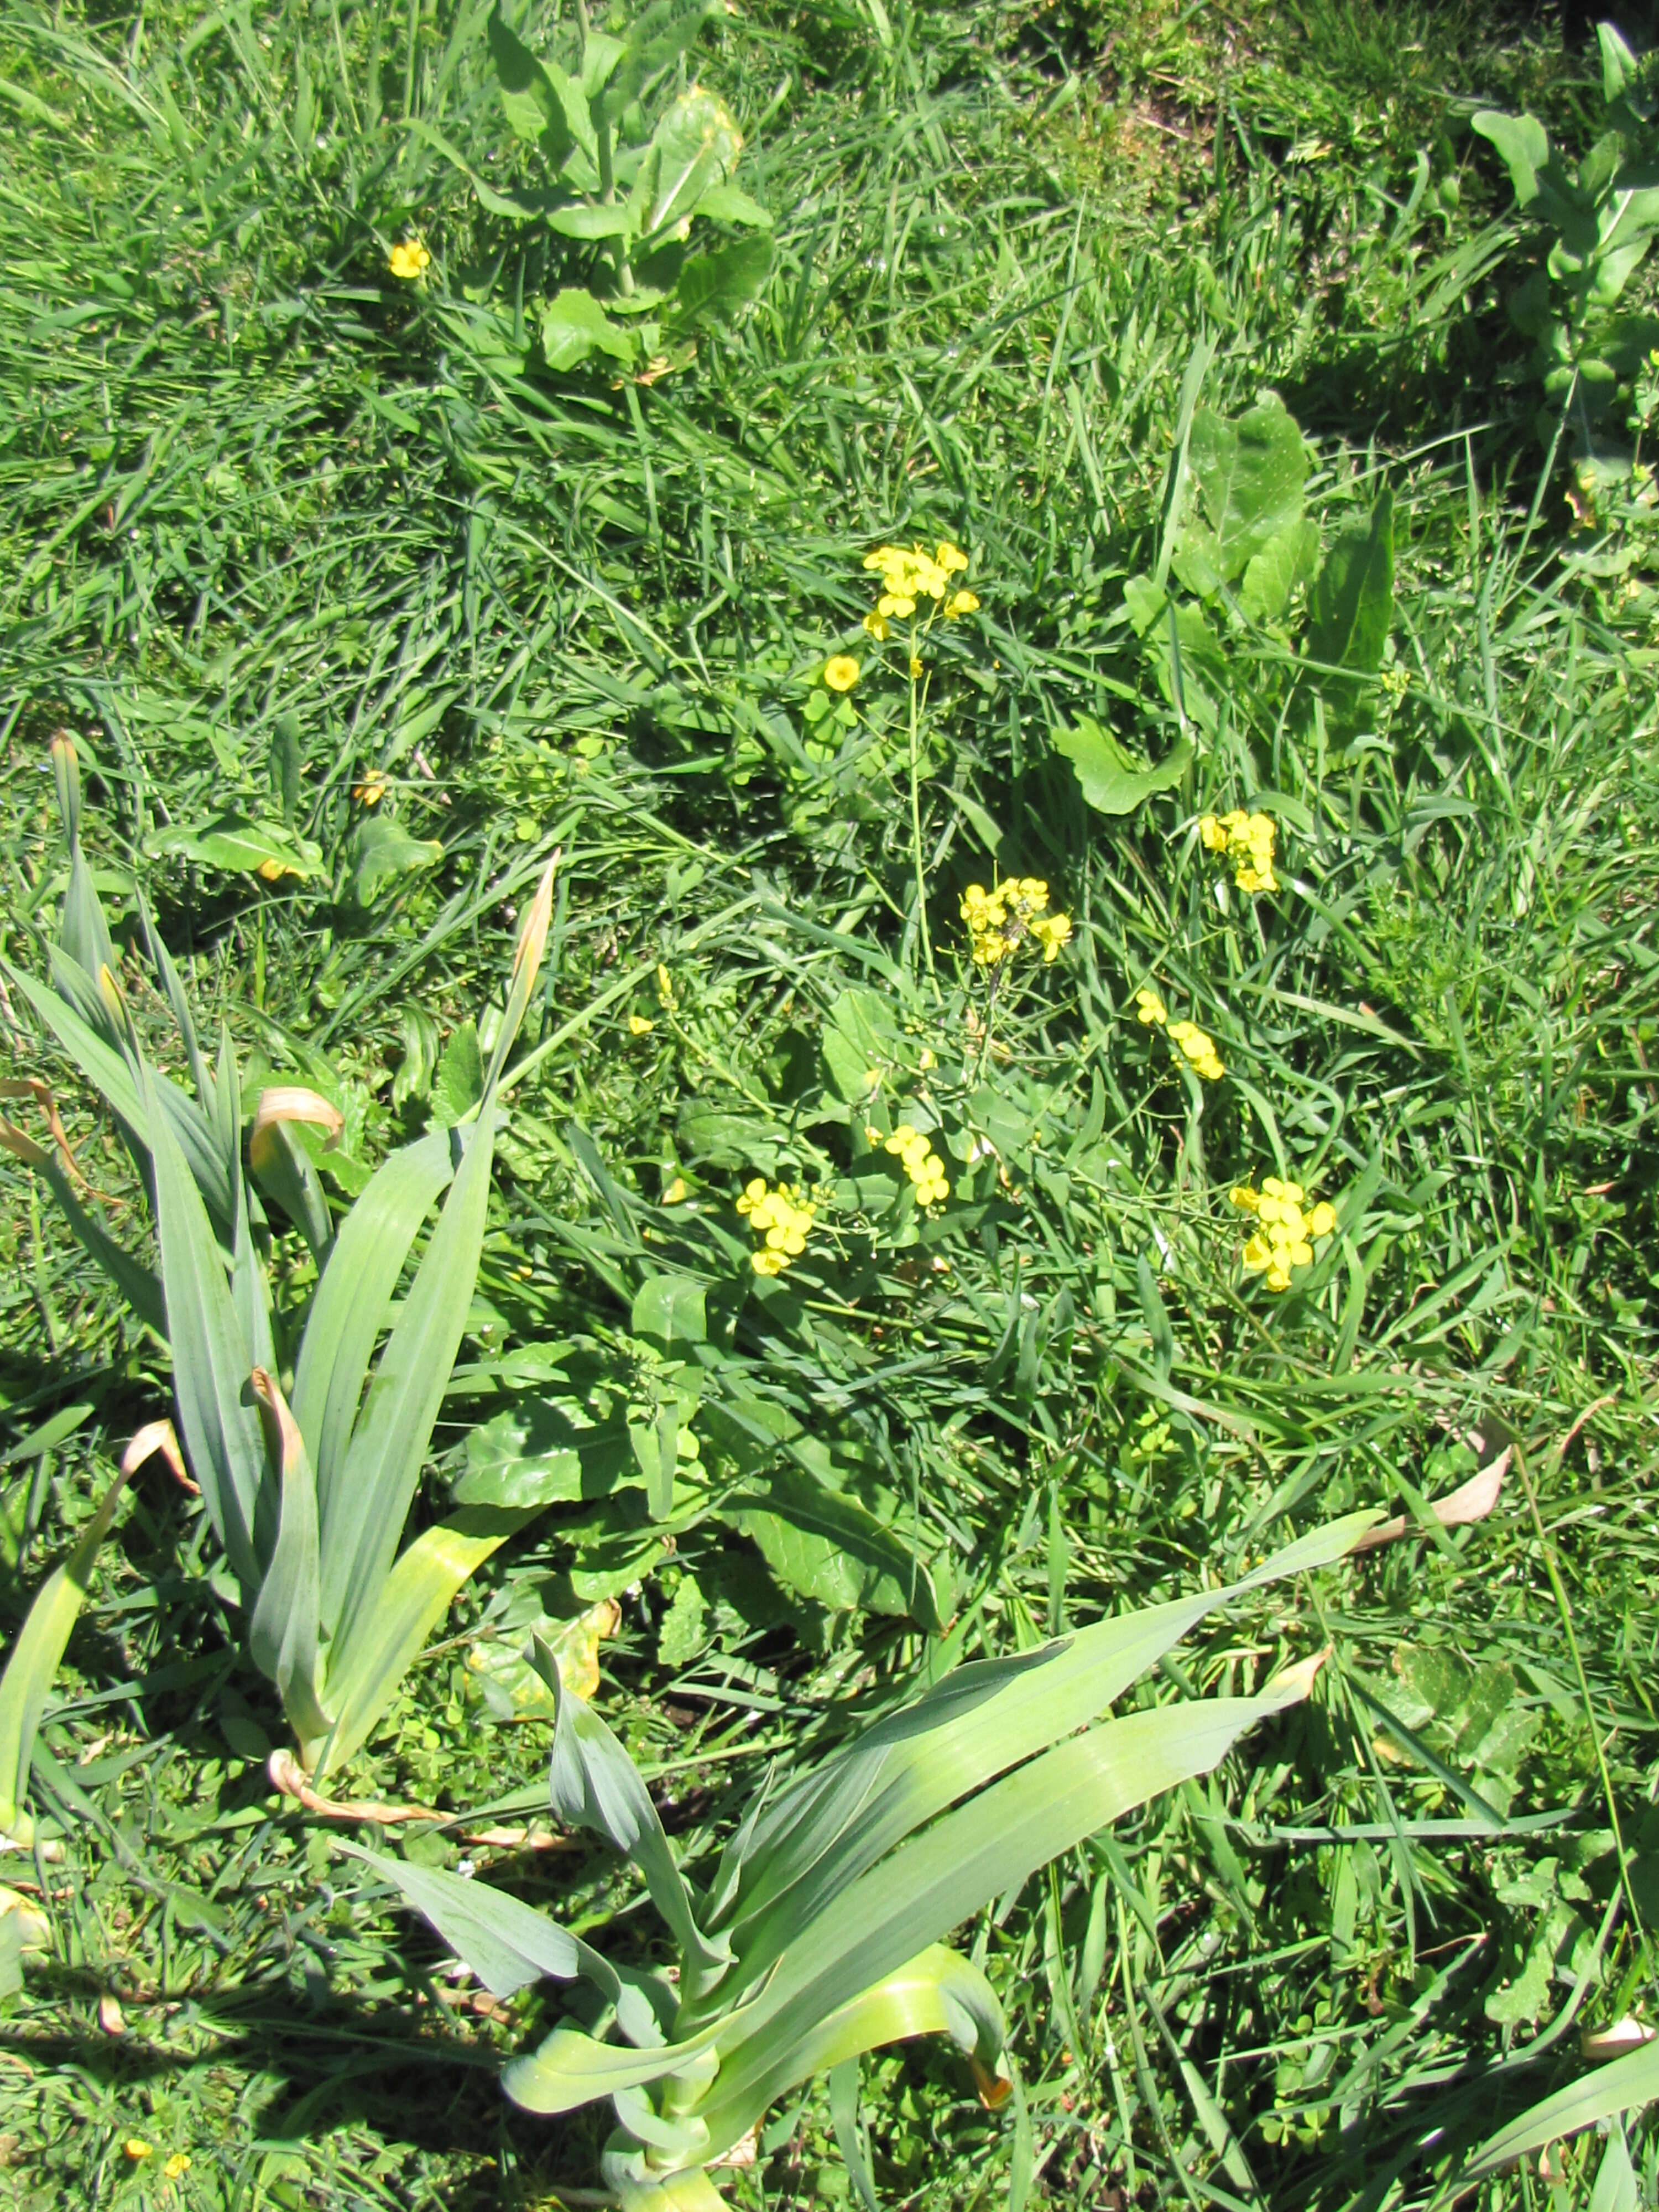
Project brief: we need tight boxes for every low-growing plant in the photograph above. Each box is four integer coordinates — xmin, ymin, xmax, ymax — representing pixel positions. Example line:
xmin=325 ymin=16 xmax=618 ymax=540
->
xmin=1 ymin=739 xmax=560 ymax=1791
xmin=1475 ymin=22 xmax=1659 ymax=451
xmin=431 ymin=0 xmax=773 ymax=379
xmin=353 ymin=1511 xmax=1376 ymax=2208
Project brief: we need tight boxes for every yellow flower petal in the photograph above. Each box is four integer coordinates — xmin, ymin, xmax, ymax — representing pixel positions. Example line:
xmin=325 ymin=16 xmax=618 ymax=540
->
xmin=823 ymin=655 xmax=860 ymax=692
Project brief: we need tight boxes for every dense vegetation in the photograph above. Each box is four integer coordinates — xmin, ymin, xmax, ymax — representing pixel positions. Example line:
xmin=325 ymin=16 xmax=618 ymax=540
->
xmin=3 ymin=0 xmax=1659 ymax=2205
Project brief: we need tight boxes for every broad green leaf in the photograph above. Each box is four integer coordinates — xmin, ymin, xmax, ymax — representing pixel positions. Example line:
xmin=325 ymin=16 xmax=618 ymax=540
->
xmin=318 ymin=1504 xmax=539 ymax=1775
xmin=347 ymin=815 xmax=442 ymax=905
xmin=546 ymin=201 xmax=637 ymax=241
xmin=1121 ymin=574 xmax=1166 ymax=636
xmin=456 ymin=1394 xmax=632 ymax=1509
xmin=247 ymin=1371 xmax=328 ymax=1745
xmin=708 ymin=1681 xmax=1317 ymax=2130
xmin=1183 ymin=394 xmax=1308 ymax=585
xmin=1307 ymin=488 xmax=1394 ymax=738
xmin=541 ymin=288 xmax=635 ymax=372
xmin=323 ymin=1107 xmax=500 ymax=1672
xmin=727 ymin=1470 xmax=945 ymax=1630
xmin=673 ymin=235 xmax=774 ymax=323
xmin=696 ymin=182 xmax=771 ymax=228
xmin=145 ymin=812 xmax=323 ymax=880
xmin=1473 ymin=109 xmax=1550 ymax=208
xmin=632 ymin=1275 xmax=707 ymax=1345
xmin=1052 ymin=714 xmax=1192 ymax=818
xmin=295 ymin=1129 xmax=454 ymax=1586
xmin=547 ymin=1650 xmax=727 ymax=1978
xmin=341 ymin=1843 xmax=664 ymax=2041
xmin=0 ymin=1458 xmax=133 ymax=1841
xmin=1239 ymin=515 xmax=1320 ymax=622
xmin=596 ymin=0 xmax=718 ymax=127
xmin=645 ymin=88 xmax=740 ymax=238
xmin=487 ymin=6 xmax=573 ymax=164
xmin=142 ymin=1057 xmax=265 ymax=1595
xmin=1465 ymin=2040 xmax=1659 ymax=2178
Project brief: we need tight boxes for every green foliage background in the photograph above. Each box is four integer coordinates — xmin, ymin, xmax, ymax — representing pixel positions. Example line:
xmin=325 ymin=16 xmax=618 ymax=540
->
xmin=3 ymin=0 xmax=1659 ymax=2205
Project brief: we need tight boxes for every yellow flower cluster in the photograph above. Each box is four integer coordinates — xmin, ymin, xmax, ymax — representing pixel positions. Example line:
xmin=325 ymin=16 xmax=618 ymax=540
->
xmin=961 ymin=878 xmax=1072 ymax=968
xmin=1230 ymin=1177 xmax=1337 ymax=1292
xmin=1133 ymin=988 xmax=1224 ymax=1080
xmin=1199 ymin=809 xmax=1278 ymax=895
xmin=737 ymin=1178 xmax=816 ymax=1276
xmin=388 ymin=239 xmax=431 ymax=280
xmin=884 ymin=1122 xmax=950 ymax=1206
xmin=860 ymin=541 xmax=979 ymax=638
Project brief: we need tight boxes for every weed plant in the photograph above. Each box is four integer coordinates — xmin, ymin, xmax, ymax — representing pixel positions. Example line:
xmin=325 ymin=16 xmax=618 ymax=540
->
xmin=3 ymin=0 xmax=1659 ymax=2207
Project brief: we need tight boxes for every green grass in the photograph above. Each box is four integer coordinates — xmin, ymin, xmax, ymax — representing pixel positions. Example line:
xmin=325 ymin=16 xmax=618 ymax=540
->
xmin=4 ymin=0 xmax=1659 ymax=2205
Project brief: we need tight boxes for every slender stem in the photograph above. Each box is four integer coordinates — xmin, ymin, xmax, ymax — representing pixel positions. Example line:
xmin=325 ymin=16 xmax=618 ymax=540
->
xmin=907 ymin=629 xmax=934 ymax=988
xmin=1510 ymin=1433 xmax=1652 ymax=1994
xmin=594 ymin=114 xmax=635 ymax=297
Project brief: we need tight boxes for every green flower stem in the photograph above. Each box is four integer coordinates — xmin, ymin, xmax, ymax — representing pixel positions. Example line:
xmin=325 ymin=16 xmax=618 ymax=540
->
xmin=907 ymin=627 xmax=935 ymax=991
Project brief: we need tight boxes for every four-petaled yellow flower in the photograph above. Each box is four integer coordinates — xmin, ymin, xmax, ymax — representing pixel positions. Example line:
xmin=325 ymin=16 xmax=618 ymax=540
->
xmin=1168 ymin=1019 xmax=1224 ymax=1081
xmin=737 ymin=1178 xmax=817 ymax=1274
xmin=909 ymin=656 xmax=924 ymax=679
xmin=388 ymin=239 xmax=431 ymax=280
xmin=961 ymin=877 xmax=1071 ymax=969
xmin=163 ymin=2154 xmax=192 ymax=2180
xmin=885 ymin=1123 xmax=950 ymax=1207
xmin=1134 ymin=988 xmax=1168 ymax=1026
xmin=823 ymin=655 xmax=860 ymax=692
xmin=353 ymin=776 xmax=387 ymax=806
xmin=656 ymin=963 xmax=675 ymax=1008
xmin=1232 ymin=1177 xmax=1338 ymax=1291
xmin=124 ymin=2141 xmax=153 ymax=2162
xmin=1198 ymin=808 xmax=1279 ymax=895
xmin=861 ymin=540 xmax=977 ymax=632
xmin=628 ymin=1015 xmax=654 ymax=1035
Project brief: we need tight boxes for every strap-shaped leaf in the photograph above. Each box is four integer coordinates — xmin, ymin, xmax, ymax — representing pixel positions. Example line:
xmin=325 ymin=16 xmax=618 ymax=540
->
xmin=700 ymin=1945 xmax=1005 ymax=2162
xmin=318 ymin=1503 xmax=540 ymax=1776
xmin=138 ymin=895 xmax=214 ymax=1113
xmin=141 ymin=1057 xmax=265 ymax=1595
xmin=341 ymin=1841 xmax=666 ymax=2044
xmin=1465 ymin=2039 xmax=1659 ymax=2179
xmin=50 ymin=735 xmax=117 ymax=987
xmin=504 ymin=1996 xmax=757 ymax=2117
xmin=708 ymin=1673 xmax=1320 ymax=2110
xmin=9 ymin=961 xmax=236 ymax=1235
xmin=247 ymin=1370 xmax=328 ymax=1745
xmin=293 ymin=1128 xmax=453 ymax=1598
xmin=549 ymin=1648 xmax=727 ymax=1980
xmin=721 ymin=1512 xmax=1375 ymax=1963
xmin=0 ymin=1455 xmax=133 ymax=1842
xmin=37 ymin=1159 xmax=166 ymax=1338
xmin=322 ymin=1107 xmax=499 ymax=1666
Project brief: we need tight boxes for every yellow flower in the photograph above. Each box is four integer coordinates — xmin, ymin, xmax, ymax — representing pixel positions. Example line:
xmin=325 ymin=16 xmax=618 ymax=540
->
xmin=1031 ymin=912 xmax=1071 ymax=962
xmin=1307 ymin=1199 xmax=1337 ymax=1238
xmin=824 ymin=655 xmax=860 ymax=692
xmin=353 ymin=777 xmax=387 ymax=806
xmin=388 ymin=239 xmax=431 ymax=280
xmin=738 ymin=1178 xmax=817 ymax=1271
xmin=937 ymin=542 xmax=969 ymax=573
xmin=863 ymin=611 xmax=890 ymax=641
xmin=918 ymin=1047 xmax=935 ymax=1070
xmin=628 ymin=1015 xmax=654 ymax=1035
xmin=1168 ymin=1020 xmax=1224 ymax=1081
xmin=1201 ymin=807 xmax=1279 ymax=895
xmin=1134 ymin=988 xmax=1168 ymax=1027
xmin=909 ymin=656 xmax=924 ymax=679
xmin=125 ymin=2141 xmax=153 ymax=2163
xmin=257 ymin=859 xmax=299 ymax=883
xmin=163 ymin=2154 xmax=191 ymax=2180
xmin=960 ymin=876 xmax=1059 ymax=968
xmin=878 ymin=591 xmax=916 ymax=619
xmin=946 ymin=589 xmax=979 ymax=615
xmin=752 ymin=1249 xmax=785 ymax=1276
xmin=1229 ymin=1184 xmax=1260 ymax=1213
xmin=656 ymin=963 xmax=674 ymax=1007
